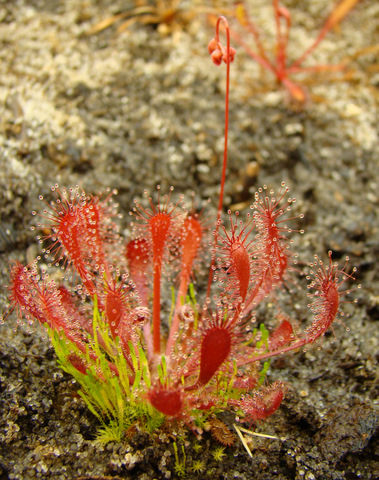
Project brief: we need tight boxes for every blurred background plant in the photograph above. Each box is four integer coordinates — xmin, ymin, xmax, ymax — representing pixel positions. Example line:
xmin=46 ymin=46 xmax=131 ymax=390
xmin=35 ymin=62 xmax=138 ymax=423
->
xmin=225 ymin=0 xmax=366 ymax=103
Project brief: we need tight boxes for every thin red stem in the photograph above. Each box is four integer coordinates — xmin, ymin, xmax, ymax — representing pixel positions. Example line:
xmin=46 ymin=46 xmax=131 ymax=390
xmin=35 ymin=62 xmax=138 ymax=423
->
xmin=273 ymin=0 xmax=291 ymax=77
xmin=290 ymin=31 xmax=328 ymax=71
xmin=229 ymin=29 xmax=275 ymax=74
xmin=237 ymin=338 xmax=308 ymax=367
xmin=236 ymin=3 xmax=268 ymax=61
xmin=207 ymin=16 xmax=232 ymax=298
xmin=216 ymin=16 xmax=231 ymax=219
xmin=152 ymin=263 xmax=162 ymax=353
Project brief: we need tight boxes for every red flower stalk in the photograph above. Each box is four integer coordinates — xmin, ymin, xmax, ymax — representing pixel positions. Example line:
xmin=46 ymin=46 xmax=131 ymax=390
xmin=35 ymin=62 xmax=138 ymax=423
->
xmin=206 ymin=15 xmax=236 ymax=299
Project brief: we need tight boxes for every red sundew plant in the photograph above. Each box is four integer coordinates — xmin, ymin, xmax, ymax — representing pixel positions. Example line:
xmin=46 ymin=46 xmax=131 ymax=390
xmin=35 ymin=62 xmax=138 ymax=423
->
xmin=229 ymin=0 xmax=362 ymax=102
xmin=3 ymin=17 xmax=358 ymax=443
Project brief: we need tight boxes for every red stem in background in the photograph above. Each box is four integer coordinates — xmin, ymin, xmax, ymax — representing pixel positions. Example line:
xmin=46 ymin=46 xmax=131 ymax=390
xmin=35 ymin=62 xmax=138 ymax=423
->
xmin=290 ymin=0 xmax=362 ymax=71
xmin=273 ymin=0 xmax=291 ymax=79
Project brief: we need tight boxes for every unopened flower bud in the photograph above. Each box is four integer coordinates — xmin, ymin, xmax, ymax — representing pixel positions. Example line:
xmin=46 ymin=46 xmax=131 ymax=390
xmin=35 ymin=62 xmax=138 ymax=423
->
xmin=211 ymin=49 xmax=223 ymax=65
xmin=207 ymin=37 xmax=219 ymax=55
xmin=223 ymin=47 xmax=236 ymax=64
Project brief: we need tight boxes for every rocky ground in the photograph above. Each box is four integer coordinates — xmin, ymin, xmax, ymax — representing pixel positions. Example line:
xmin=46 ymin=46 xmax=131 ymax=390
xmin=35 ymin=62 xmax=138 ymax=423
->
xmin=0 ymin=1 xmax=378 ymax=479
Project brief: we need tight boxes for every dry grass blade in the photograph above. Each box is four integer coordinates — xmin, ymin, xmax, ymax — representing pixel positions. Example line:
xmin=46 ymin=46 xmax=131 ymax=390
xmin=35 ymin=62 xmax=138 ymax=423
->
xmin=324 ymin=0 xmax=363 ymax=31
xmin=85 ymin=1 xmax=231 ymax=37
xmin=233 ymin=424 xmax=283 ymax=458
xmin=86 ymin=12 xmax=129 ymax=35
xmin=342 ymin=44 xmax=379 ymax=64
xmin=237 ymin=426 xmax=280 ymax=440
xmin=234 ymin=424 xmax=253 ymax=458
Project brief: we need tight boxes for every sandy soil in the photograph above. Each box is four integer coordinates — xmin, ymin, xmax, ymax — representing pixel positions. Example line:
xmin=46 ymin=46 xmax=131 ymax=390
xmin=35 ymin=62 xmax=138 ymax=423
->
xmin=0 ymin=1 xmax=378 ymax=479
